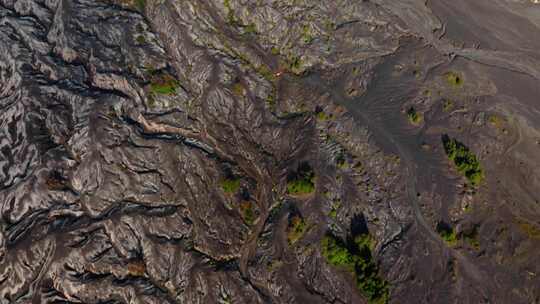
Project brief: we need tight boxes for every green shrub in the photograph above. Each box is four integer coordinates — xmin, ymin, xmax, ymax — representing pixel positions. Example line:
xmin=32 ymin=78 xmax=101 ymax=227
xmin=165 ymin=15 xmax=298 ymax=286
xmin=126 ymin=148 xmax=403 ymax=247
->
xmin=287 ymin=179 xmax=314 ymax=195
xmin=149 ymin=73 xmax=179 ymax=95
xmin=316 ymin=110 xmax=331 ymax=121
xmin=464 ymin=234 xmax=480 ymax=249
xmin=221 ymin=177 xmax=240 ymax=194
xmin=328 ymin=200 xmax=341 ymax=219
xmin=287 ymin=55 xmax=303 ymax=74
xmin=335 ymin=153 xmax=349 ymax=169
xmin=461 ymin=226 xmax=480 ymax=250
xmin=224 ymin=0 xmax=238 ymax=25
xmin=488 ymin=114 xmax=505 ymax=130
xmin=518 ymin=221 xmax=540 ymax=239
xmin=407 ymin=107 xmax=422 ymax=124
xmin=240 ymin=201 xmax=255 ymax=225
xmin=243 ymin=23 xmax=257 ymax=35
xmin=301 ymin=25 xmax=314 ymax=44
xmin=437 ymin=222 xmax=458 ymax=246
xmin=232 ymin=82 xmax=244 ymax=96
xmin=287 ymin=163 xmax=315 ymax=195
xmin=321 ymin=235 xmax=356 ymax=272
xmin=442 ymin=135 xmax=484 ymax=185
xmin=136 ymin=35 xmax=146 ymax=44
xmin=287 ymin=215 xmax=307 ymax=244
xmin=256 ymin=64 xmax=276 ymax=83
xmin=266 ymin=93 xmax=276 ymax=107
xmin=439 ymin=229 xmax=458 ymax=246
xmin=443 ymin=99 xmax=453 ymax=112
xmin=321 ymin=233 xmax=389 ymax=304
xmin=328 ymin=209 xmax=337 ymax=219
xmin=445 ymin=71 xmax=463 ymax=87
xmin=135 ymin=0 xmax=146 ymax=11
xmin=315 ymin=106 xmax=332 ymax=121
xmin=354 ymin=234 xmax=375 ymax=253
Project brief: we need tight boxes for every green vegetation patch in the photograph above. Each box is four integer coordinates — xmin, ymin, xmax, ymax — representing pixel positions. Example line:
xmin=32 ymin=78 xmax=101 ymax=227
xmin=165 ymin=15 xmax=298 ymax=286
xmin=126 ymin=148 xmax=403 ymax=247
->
xmin=464 ymin=230 xmax=480 ymax=249
xmin=266 ymin=91 xmax=276 ymax=107
xmin=443 ymin=99 xmax=453 ymax=112
xmin=336 ymin=153 xmax=348 ymax=169
xmin=135 ymin=0 xmax=146 ymax=11
xmin=445 ymin=71 xmax=464 ymax=88
xmin=406 ymin=107 xmax=422 ymax=125
xmin=328 ymin=200 xmax=341 ymax=219
xmin=221 ymin=177 xmax=241 ymax=194
xmin=240 ymin=201 xmax=255 ymax=225
xmin=321 ymin=235 xmax=356 ymax=272
xmin=321 ymin=233 xmax=389 ymax=304
xmin=317 ymin=111 xmax=331 ymax=121
xmin=243 ymin=23 xmax=257 ymax=36
xmin=286 ymin=162 xmax=315 ymax=195
xmin=488 ymin=114 xmax=506 ymax=130
xmin=437 ymin=222 xmax=458 ymax=247
xmin=518 ymin=221 xmax=540 ymax=239
xmin=256 ymin=64 xmax=275 ymax=83
xmin=301 ymin=25 xmax=315 ymax=44
xmin=224 ymin=0 xmax=238 ymax=25
xmin=442 ymin=135 xmax=484 ymax=185
xmin=315 ymin=106 xmax=333 ymax=121
xmin=287 ymin=215 xmax=307 ymax=244
xmin=232 ymin=81 xmax=245 ymax=96
xmin=149 ymin=73 xmax=179 ymax=95
xmin=136 ymin=35 xmax=146 ymax=44
xmin=285 ymin=55 xmax=303 ymax=74
xmin=328 ymin=208 xmax=338 ymax=219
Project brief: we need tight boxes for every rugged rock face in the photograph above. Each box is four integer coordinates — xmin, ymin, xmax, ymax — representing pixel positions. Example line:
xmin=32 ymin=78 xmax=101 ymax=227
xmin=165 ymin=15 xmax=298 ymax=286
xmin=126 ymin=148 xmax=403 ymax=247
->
xmin=1 ymin=0 xmax=540 ymax=303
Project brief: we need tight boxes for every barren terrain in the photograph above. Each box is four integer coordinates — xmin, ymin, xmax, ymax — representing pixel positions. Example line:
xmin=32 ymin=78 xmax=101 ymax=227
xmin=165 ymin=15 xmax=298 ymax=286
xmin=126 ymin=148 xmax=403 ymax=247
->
xmin=1 ymin=0 xmax=540 ymax=303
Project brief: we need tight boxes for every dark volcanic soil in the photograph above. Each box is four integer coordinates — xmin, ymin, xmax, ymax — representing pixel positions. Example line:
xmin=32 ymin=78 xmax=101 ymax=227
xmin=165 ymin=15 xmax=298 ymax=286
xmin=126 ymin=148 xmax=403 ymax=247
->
xmin=1 ymin=0 xmax=540 ymax=303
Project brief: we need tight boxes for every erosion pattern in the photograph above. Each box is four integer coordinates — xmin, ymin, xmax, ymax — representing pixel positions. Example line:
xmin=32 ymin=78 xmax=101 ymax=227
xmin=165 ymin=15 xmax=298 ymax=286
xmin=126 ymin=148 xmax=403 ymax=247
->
xmin=1 ymin=0 xmax=540 ymax=303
